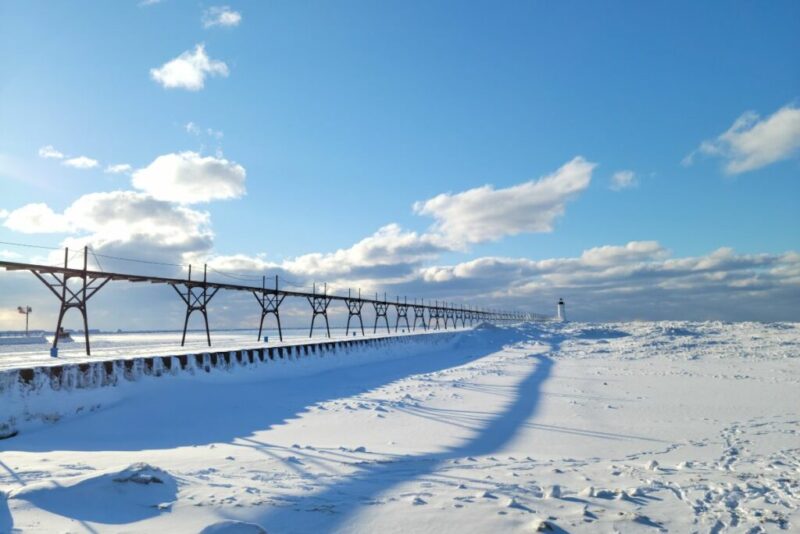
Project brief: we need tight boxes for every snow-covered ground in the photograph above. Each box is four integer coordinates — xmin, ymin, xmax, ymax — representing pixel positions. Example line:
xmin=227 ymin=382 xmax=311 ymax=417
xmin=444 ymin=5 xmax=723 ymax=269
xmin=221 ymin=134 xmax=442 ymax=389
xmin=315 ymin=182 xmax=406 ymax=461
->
xmin=1 ymin=321 xmax=798 ymax=533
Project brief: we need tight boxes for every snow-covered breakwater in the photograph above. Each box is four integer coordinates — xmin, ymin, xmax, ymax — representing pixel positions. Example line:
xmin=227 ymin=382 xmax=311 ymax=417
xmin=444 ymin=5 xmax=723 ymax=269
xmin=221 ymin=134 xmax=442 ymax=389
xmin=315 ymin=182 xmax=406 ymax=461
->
xmin=0 ymin=331 xmax=462 ymax=438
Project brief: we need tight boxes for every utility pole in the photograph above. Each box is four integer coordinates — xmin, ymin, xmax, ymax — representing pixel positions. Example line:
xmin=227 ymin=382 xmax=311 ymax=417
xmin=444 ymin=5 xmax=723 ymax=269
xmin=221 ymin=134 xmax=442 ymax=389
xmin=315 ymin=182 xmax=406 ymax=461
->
xmin=18 ymin=305 xmax=32 ymax=335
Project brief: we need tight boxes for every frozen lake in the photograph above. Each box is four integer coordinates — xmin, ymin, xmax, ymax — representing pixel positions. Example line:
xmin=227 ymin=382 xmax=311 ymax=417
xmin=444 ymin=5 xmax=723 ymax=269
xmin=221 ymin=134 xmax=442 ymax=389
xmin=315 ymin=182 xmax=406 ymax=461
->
xmin=1 ymin=321 xmax=798 ymax=532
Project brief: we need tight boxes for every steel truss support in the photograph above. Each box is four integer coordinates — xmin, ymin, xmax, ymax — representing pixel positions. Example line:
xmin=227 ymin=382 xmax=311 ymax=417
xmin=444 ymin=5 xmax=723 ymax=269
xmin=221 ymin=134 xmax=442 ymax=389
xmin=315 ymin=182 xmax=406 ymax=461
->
xmin=171 ymin=264 xmax=218 ymax=347
xmin=412 ymin=302 xmax=427 ymax=331
xmin=394 ymin=297 xmax=410 ymax=332
xmin=456 ymin=306 xmax=465 ymax=328
xmin=31 ymin=246 xmax=111 ymax=355
xmin=430 ymin=302 xmax=443 ymax=330
xmin=373 ymin=292 xmax=390 ymax=333
xmin=253 ymin=275 xmax=285 ymax=341
xmin=444 ymin=304 xmax=456 ymax=330
xmin=345 ymin=288 xmax=365 ymax=336
xmin=308 ymin=283 xmax=333 ymax=338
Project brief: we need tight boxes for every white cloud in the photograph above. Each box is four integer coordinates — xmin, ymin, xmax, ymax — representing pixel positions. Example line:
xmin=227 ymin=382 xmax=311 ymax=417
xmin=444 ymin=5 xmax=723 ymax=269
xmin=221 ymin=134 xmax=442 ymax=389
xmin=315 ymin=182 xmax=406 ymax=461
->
xmin=185 ymin=122 xmax=201 ymax=135
xmin=610 ymin=170 xmax=637 ymax=191
xmin=413 ymin=156 xmax=595 ymax=244
xmin=281 ymin=224 xmax=447 ymax=281
xmin=204 ymin=234 xmax=800 ymax=321
xmin=0 ymin=209 xmax=8 ymax=219
xmin=64 ymin=191 xmax=211 ymax=248
xmin=139 ymin=0 xmax=163 ymax=6
xmin=38 ymin=145 xmax=64 ymax=160
xmin=38 ymin=146 xmax=100 ymax=169
xmin=105 ymin=163 xmax=133 ymax=175
xmin=209 ymin=224 xmax=449 ymax=289
xmin=62 ymin=156 xmax=99 ymax=169
xmin=186 ymin=121 xmax=223 ymax=139
xmin=686 ymin=104 xmax=800 ymax=174
xmin=150 ymin=44 xmax=229 ymax=91
xmin=3 ymin=192 xmax=213 ymax=265
xmin=0 ymin=249 xmax=22 ymax=260
xmin=132 ymin=151 xmax=246 ymax=204
xmin=579 ymin=241 xmax=667 ymax=266
xmin=203 ymin=6 xmax=242 ymax=28
xmin=3 ymin=203 xmax=72 ymax=233
xmin=412 ymin=242 xmax=800 ymax=321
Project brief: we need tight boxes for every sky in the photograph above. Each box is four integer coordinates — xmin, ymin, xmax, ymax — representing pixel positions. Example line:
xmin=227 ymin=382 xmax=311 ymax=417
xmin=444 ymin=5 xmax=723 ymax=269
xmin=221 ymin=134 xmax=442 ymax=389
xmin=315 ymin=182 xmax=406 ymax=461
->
xmin=0 ymin=0 xmax=799 ymax=331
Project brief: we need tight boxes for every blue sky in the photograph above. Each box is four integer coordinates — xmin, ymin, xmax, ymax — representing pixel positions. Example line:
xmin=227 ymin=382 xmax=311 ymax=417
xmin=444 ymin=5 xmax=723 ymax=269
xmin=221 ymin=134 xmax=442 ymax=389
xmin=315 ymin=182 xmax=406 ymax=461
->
xmin=1 ymin=1 xmax=799 ymax=328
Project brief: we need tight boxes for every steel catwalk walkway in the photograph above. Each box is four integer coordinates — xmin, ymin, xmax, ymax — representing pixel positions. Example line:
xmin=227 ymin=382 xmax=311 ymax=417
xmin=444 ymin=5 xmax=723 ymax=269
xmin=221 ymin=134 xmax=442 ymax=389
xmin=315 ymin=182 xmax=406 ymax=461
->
xmin=0 ymin=246 xmax=550 ymax=355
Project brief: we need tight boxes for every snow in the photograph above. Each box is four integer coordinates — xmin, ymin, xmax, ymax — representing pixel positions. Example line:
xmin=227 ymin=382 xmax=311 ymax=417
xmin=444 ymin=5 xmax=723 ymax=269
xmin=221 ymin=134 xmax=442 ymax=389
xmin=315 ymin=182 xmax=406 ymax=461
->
xmin=1 ymin=321 xmax=798 ymax=533
xmin=0 ymin=336 xmax=47 ymax=347
xmin=8 ymin=463 xmax=177 ymax=524
xmin=0 ymin=327 xmax=463 ymax=371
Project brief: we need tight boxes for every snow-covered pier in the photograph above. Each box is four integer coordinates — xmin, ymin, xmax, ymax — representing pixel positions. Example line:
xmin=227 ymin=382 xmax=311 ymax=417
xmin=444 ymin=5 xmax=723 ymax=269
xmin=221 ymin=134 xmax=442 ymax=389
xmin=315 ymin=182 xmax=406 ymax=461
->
xmin=1 ymin=329 xmax=463 ymax=438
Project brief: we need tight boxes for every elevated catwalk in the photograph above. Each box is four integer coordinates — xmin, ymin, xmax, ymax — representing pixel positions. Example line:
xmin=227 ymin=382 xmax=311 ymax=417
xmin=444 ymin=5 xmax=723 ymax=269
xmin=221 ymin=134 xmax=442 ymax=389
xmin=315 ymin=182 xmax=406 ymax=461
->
xmin=0 ymin=247 xmax=548 ymax=355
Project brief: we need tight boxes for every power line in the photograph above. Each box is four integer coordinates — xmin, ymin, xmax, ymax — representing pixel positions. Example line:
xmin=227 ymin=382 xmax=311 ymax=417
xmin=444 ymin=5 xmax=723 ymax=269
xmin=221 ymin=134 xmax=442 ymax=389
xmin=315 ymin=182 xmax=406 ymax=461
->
xmin=88 ymin=247 xmax=104 ymax=272
xmin=207 ymin=267 xmax=263 ymax=282
xmin=90 ymin=251 xmax=185 ymax=268
xmin=0 ymin=240 xmax=60 ymax=251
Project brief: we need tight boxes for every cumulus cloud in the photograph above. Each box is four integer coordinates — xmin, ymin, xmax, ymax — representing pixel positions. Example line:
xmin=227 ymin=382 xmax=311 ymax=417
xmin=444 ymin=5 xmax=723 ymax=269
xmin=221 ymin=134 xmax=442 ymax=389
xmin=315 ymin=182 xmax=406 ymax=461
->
xmin=62 ymin=191 xmax=213 ymax=261
xmin=209 ymin=224 xmax=450 ymax=291
xmin=3 ymin=192 xmax=213 ymax=266
xmin=150 ymin=44 xmax=229 ymax=91
xmin=203 ymin=6 xmax=242 ymax=28
xmin=204 ymin=235 xmax=800 ymax=322
xmin=38 ymin=145 xmax=64 ymax=159
xmin=686 ymin=104 xmax=800 ymax=174
xmin=610 ymin=170 xmax=637 ymax=191
xmin=414 ymin=157 xmax=595 ymax=244
xmin=579 ymin=241 xmax=667 ymax=266
xmin=132 ymin=151 xmax=246 ymax=204
xmin=410 ymin=242 xmax=800 ymax=321
xmin=38 ymin=146 xmax=100 ymax=169
xmin=3 ymin=203 xmax=71 ymax=233
xmin=281 ymin=224 xmax=447 ymax=281
xmin=62 ymin=156 xmax=100 ymax=169
xmin=5 ymin=148 xmax=244 ymax=266
xmin=105 ymin=163 xmax=133 ymax=174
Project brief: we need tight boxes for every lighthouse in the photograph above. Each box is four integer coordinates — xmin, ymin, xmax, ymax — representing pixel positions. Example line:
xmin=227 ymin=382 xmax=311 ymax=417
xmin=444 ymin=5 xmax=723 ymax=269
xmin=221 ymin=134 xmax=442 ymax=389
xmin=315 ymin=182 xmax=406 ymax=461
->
xmin=557 ymin=298 xmax=566 ymax=322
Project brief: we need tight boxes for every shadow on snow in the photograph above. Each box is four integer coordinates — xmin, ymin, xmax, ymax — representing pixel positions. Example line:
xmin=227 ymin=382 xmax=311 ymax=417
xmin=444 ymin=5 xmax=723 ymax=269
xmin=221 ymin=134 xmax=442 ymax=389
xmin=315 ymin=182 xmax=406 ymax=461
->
xmin=4 ymin=326 xmax=527 ymax=453
xmin=252 ymin=338 xmax=559 ymax=533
